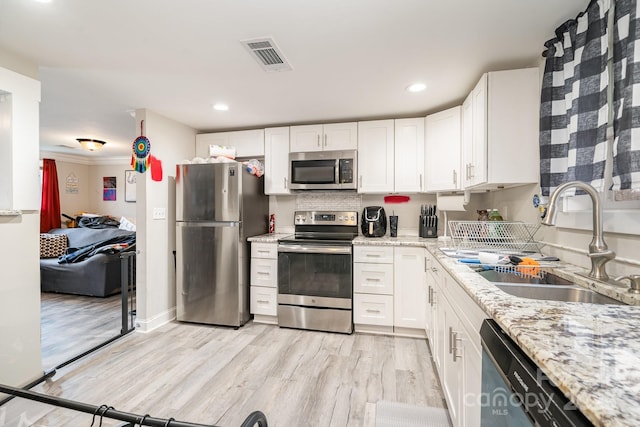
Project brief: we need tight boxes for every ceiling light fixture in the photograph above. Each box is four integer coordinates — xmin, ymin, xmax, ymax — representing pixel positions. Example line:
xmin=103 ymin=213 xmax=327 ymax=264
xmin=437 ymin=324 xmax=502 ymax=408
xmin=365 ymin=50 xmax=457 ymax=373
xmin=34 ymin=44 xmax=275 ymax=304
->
xmin=213 ymin=103 xmax=229 ymax=111
xmin=406 ymin=82 xmax=427 ymax=92
xmin=76 ymin=138 xmax=106 ymax=151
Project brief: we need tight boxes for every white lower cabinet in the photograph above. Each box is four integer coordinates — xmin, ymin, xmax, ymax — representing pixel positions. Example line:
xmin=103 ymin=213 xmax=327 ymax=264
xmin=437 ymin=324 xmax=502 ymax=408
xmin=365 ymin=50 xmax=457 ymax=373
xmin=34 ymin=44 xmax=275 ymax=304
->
xmin=353 ymin=293 xmax=393 ymax=327
xmin=393 ymin=247 xmax=427 ymax=335
xmin=353 ymin=245 xmax=426 ymax=337
xmin=250 ymin=286 xmax=277 ymax=316
xmin=250 ymin=242 xmax=278 ymax=324
xmin=428 ymin=254 xmax=485 ymax=427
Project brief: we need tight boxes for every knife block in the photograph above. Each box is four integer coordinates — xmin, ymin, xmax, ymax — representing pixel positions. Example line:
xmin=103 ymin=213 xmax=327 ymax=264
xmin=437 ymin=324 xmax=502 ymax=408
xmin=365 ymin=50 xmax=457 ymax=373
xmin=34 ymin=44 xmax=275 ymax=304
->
xmin=419 ymin=215 xmax=438 ymax=238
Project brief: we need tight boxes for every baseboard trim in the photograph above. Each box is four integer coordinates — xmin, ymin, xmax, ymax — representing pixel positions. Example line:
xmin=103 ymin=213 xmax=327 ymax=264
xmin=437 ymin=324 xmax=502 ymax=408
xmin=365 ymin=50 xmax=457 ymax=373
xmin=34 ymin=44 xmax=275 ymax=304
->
xmin=135 ymin=307 xmax=176 ymax=333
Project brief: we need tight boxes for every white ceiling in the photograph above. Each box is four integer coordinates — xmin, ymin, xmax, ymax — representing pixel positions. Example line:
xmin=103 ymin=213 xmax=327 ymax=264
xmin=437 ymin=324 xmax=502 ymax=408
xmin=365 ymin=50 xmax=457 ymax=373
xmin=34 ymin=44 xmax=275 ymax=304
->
xmin=0 ymin=0 xmax=588 ymax=158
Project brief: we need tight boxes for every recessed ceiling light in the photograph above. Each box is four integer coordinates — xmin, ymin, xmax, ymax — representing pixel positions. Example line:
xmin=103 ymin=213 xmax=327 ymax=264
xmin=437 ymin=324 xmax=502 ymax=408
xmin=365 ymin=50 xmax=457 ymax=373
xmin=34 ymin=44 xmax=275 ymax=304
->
xmin=406 ymin=82 xmax=427 ymax=92
xmin=213 ymin=103 xmax=229 ymax=111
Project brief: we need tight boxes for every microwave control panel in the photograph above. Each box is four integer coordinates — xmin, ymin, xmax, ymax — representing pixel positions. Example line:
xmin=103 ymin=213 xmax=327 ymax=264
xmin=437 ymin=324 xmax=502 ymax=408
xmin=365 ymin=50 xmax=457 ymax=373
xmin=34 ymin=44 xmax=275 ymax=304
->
xmin=339 ymin=159 xmax=354 ymax=184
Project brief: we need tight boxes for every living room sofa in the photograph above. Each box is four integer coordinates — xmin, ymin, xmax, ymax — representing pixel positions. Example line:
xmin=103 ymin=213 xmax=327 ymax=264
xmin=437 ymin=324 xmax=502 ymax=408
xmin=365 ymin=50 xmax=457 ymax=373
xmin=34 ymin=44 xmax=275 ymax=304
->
xmin=40 ymin=227 xmax=135 ymax=297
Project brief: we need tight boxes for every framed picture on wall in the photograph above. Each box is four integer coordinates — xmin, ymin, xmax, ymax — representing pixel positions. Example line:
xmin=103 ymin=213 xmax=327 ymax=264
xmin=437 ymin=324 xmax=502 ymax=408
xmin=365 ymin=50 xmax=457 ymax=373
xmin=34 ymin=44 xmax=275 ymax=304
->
xmin=125 ymin=170 xmax=137 ymax=202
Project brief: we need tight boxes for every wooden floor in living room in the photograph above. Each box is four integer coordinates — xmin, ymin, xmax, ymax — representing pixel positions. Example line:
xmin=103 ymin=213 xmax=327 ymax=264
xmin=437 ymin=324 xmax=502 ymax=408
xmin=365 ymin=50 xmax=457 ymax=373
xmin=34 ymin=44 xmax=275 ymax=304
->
xmin=4 ymin=321 xmax=448 ymax=426
xmin=40 ymin=292 xmax=124 ymax=369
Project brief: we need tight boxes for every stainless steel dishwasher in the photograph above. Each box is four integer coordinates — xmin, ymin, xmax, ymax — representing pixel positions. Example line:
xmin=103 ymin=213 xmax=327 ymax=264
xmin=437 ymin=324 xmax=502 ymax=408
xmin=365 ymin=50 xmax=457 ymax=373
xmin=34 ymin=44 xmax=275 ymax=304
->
xmin=480 ymin=319 xmax=593 ymax=426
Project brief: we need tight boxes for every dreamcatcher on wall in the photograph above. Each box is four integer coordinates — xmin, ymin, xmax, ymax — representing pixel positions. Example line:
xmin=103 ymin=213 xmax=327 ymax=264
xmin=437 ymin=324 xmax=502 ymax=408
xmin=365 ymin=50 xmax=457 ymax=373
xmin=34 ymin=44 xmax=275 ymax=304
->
xmin=131 ymin=120 xmax=151 ymax=173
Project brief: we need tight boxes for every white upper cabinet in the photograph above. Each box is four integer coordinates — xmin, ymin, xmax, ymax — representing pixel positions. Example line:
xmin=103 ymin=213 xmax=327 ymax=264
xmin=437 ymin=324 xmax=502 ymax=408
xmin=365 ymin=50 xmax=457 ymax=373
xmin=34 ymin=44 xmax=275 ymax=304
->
xmin=195 ymin=129 xmax=265 ymax=158
xmin=290 ymin=122 xmax=357 ymax=152
xmin=264 ymin=127 xmax=290 ymax=195
xmin=394 ymin=118 xmax=425 ymax=193
xmin=425 ymin=106 xmax=462 ymax=192
xmin=462 ymin=68 xmax=539 ymax=190
xmin=357 ymin=120 xmax=395 ymax=193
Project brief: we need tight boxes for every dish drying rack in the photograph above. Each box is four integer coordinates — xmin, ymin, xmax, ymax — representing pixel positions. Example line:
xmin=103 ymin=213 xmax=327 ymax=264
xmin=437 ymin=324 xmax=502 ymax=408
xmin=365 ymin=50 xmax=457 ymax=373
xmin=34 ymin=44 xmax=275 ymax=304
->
xmin=448 ymin=221 xmax=544 ymax=256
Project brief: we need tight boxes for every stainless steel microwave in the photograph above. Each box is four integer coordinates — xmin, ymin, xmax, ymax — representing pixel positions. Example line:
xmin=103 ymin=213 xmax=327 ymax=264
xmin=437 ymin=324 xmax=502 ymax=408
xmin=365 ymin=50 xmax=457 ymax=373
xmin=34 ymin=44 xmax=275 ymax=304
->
xmin=289 ymin=150 xmax=357 ymax=190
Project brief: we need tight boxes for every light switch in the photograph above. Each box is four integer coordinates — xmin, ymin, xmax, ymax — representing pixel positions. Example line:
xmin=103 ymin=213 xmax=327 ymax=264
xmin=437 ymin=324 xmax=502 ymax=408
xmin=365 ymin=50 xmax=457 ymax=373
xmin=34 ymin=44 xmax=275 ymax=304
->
xmin=152 ymin=207 xmax=166 ymax=220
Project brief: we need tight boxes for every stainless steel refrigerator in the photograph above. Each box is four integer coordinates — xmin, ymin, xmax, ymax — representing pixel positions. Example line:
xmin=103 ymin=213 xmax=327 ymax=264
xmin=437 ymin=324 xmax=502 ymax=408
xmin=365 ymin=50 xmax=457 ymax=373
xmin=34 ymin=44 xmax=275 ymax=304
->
xmin=175 ymin=162 xmax=268 ymax=327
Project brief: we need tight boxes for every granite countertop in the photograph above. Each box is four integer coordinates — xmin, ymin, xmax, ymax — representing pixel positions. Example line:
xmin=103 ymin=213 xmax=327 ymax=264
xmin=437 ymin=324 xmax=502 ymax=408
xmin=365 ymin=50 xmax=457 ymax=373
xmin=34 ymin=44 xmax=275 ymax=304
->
xmin=352 ymin=235 xmax=640 ymax=426
xmin=247 ymin=233 xmax=290 ymax=243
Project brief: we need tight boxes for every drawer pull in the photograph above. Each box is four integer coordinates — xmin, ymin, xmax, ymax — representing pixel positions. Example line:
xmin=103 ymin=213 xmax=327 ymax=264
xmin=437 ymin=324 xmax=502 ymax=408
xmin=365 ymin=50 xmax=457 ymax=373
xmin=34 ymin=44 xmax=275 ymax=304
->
xmin=365 ymin=278 xmax=381 ymax=282
xmin=257 ymin=299 xmax=270 ymax=304
xmin=257 ymin=271 xmax=270 ymax=275
xmin=366 ymin=253 xmax=381 ymax=257
xmin=365 ymin=308 xmax=381 ymax=313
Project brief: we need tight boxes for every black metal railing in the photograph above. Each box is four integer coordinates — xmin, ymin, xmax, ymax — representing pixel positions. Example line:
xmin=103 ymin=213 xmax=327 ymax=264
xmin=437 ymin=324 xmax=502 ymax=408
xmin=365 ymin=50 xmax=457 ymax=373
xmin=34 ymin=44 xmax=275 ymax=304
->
xmin=0 ymin=384 xmax=267 ymax=427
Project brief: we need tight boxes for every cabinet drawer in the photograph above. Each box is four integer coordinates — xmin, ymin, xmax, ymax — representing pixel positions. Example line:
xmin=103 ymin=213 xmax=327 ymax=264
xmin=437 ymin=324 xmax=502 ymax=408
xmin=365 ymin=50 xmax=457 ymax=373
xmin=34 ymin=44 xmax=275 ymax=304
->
xmin=354 ymin=293 xmax=393 ymax=326
xmin=250 ymin=286 xmax=277 ymax=316
xmin=354 ymin=263 xmax=394 ymax=295
xmin=251 ymin=243 xmax=277 ymax=259
xmin=250 ymin=258 xmax=277 ymax=287
xmin=354 ymin=246 xmax=394 ymax=263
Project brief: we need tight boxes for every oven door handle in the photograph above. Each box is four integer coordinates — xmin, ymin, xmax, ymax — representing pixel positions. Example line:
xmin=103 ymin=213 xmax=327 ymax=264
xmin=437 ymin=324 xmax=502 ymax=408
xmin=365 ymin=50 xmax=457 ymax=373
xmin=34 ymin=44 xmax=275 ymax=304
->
xmin=278 ymin=244 xmax=352 ymax=255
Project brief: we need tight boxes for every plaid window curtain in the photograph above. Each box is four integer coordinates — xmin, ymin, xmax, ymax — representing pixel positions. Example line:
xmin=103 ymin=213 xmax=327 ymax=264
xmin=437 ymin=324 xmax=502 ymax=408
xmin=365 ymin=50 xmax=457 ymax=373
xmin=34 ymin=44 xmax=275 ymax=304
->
xmin=613 ymin=0 xmax=640 ymax=190
xmin=539 ymin=0 xmax=610 ymax=197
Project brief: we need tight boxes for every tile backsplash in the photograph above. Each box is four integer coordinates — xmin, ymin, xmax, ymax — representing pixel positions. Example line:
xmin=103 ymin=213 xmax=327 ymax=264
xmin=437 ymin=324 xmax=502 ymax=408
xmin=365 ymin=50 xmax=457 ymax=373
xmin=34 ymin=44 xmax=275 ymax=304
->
xmin=269 ymin=192 xmax=474 ymax=236
xmin=295 ymin=192 xmax=361 ymax=211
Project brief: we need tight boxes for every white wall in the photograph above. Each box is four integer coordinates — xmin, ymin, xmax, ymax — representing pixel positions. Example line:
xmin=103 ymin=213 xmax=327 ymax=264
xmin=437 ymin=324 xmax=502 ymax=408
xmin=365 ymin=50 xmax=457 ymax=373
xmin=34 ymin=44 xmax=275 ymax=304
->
xmin=88 ymin=162 xmax=137 ymax=220
xmin=478 ymin=184 xmax=640 ymax=278
xmin=52 ymin=158 xmax=90 ymax=221
xmin=40 ymin=154 xmax=137 ymax=225
xmin=135 ymin=109 xmax=195 ymax=332
xmin=0 ymin=63 xmax=42 ymax=388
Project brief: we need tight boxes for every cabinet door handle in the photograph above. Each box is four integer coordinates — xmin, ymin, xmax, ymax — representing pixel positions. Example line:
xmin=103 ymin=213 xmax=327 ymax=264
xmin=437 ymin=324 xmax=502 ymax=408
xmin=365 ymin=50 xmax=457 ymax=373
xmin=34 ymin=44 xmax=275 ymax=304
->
xmin=453 ymin=332 xmax=463 ymax=362
xmin=359 ymin=175 xmax=363 ymax=188
xmin=453 ymin=169 xmax=457 ymax=186
xmin=317 ymin=134 xmax=321 ymax=147
xmin=324 ymin=134 xmax=327 ymax=147
xmin=424 ymin=257 xmax=427 ymax=272
xmin=419 ymin=173 xmax=423 ymax=191
xmin=284 ymin=177 xmax=288 ymax=189
xmin=448 ymin=327 xmax=454 ymax=354
xmin=428 ymin=286 xmax=433 ymax=305
xmin=469 ymin=163 xmax=475 ymax=179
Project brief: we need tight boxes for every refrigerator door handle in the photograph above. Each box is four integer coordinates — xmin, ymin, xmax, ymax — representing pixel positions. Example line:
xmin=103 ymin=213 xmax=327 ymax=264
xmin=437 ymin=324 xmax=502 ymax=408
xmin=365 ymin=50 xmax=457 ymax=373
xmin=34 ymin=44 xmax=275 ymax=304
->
xmin=177 ymin=221 xmax=240 ymax=227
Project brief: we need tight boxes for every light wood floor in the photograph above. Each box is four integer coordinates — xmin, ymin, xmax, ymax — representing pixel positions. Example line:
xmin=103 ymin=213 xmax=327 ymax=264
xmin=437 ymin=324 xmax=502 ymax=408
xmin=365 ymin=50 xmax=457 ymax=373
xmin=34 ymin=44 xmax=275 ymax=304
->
xmin=41 ymin=292 xmax=124 ymax=369
xmin=4 ymin=321 xmax=447 ymax=426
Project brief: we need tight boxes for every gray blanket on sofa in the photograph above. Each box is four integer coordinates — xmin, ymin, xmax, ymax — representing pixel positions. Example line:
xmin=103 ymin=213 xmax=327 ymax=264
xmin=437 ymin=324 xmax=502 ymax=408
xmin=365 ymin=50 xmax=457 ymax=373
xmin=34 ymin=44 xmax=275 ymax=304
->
xmin=41 ymin=228 xmax=136 ymax=297
xmin=58 ymin=234 xmax=136 ymax=263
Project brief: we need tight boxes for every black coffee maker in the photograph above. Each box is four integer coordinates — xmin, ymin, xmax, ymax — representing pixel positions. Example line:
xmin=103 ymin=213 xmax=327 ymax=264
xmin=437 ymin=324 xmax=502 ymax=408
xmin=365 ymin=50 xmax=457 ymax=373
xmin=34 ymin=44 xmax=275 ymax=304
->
xmin=361 ymin=206 xmax=387 ymax=237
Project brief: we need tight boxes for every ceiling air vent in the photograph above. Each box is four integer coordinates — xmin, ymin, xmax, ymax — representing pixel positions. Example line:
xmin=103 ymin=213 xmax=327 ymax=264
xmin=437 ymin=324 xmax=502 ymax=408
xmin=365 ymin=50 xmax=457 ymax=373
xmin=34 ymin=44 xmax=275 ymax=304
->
xmin=241 ymin=37 xmax=292 ymax=72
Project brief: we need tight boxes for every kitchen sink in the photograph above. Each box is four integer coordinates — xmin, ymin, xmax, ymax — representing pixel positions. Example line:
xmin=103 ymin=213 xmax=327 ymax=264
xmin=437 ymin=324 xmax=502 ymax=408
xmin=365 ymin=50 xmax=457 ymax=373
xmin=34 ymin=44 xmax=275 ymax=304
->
xmin=493 ymin=283 xmax=623 ymax=305
xmin=476 ymin=270 xmax=624 ymax=305
xmin=477 ymin=270 xmax=574 ymax=286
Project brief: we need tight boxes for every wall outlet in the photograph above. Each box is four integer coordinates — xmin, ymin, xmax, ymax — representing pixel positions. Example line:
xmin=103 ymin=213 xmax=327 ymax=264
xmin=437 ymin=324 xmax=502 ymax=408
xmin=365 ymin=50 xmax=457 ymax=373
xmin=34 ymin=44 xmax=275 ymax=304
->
xmin=152 ymin=207 xmax=166 ymax=220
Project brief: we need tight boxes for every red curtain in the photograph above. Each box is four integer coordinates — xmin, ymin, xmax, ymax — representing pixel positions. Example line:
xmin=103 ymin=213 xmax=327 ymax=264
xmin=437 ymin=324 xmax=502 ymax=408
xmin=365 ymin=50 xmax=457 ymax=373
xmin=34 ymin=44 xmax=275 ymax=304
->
xmin=40 ymin=158 xmax=61 ymax=232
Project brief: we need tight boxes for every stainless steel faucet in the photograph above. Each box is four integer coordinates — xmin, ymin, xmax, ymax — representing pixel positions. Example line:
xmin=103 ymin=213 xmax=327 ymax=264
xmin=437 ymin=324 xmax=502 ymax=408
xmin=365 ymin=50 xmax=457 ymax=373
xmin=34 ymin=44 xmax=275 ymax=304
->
xmin=541 ymin=181 xmax=615 ymax=282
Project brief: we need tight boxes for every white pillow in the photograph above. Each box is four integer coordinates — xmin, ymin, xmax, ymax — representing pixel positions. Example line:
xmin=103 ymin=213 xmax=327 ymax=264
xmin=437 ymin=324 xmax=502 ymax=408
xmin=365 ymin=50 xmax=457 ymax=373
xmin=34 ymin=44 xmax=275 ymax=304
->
xmin=119 ymin=216 xmax=136 ymax=231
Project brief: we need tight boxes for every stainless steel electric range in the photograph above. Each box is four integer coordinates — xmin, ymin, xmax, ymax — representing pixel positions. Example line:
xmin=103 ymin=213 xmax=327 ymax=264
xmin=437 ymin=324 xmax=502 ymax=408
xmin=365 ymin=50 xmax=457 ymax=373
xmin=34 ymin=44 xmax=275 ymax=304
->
xmin=277 ymin=210 xmax=358 ymax=334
